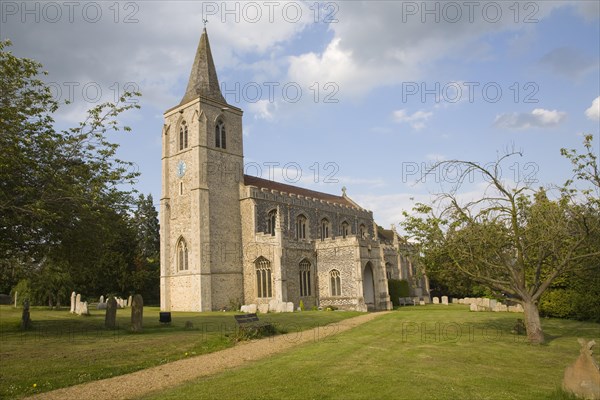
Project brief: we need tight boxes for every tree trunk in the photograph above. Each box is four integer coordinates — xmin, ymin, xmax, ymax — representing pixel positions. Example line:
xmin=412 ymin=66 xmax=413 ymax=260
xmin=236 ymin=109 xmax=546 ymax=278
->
xmin=523 ymin=300 xmax=545 ymax=344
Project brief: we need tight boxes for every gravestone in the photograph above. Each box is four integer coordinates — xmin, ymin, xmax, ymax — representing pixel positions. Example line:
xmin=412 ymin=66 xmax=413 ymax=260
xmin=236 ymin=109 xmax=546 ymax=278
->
xmin=286 ymin=302 xmax=294 ymax=312
xmin=128 ymin=295 xmax=132 ymax=308
xmin=563 ymin=339 xmax=600 ymax=399
xmin=70 ymin=291 xmax=76 ymax=313
xmin=99 ymin=295 xmax=104 ymax=304
xmin=0 ymin=294 xmax=11 ymax=305
xmin=14 ymin=291 xmax=18 ymax=307
xmin=80 ymin=301 xmax=89 ymax=316
xmin=258 ymin=304 xmax=269 ymax=313
xmin=21 ymin=299 xmax=32 ymax=330
xmin=496 ymin=304 xmax=508 ymax=312
xmin=105 ymin=297 xmax=117 ymax=329
xmin=268 ymin=299 xmax=279 ymax=312
xmin=432 ymin=297 xmax=439 ymax=304
xmin=247 ymin=304 xmax=257 ymax=313
xmin=441 ymin=296 xmax=449 ymax=305
xmin=97 ymin=302 xmax=107 ymax=310
xmin=470 ymin=303 xmax=478 ymax=312
xmin=130 ymin=294 xmax=143 ymax=333
xmin=75 ymin=293 xmax=81 ymax=314
xmin=515 ymin=304 xmax=524 ymax=313
xmin=489 ymin=299 xmax=497 ymax=310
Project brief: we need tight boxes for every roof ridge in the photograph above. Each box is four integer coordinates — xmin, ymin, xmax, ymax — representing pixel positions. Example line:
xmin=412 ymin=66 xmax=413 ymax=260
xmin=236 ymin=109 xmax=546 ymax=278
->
xmin=243 ymin=175 xmax=358 ymax=208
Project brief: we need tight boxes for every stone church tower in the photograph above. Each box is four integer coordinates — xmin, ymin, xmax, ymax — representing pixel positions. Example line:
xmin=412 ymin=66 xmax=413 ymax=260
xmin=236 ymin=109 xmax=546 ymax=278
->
xmin=160 ymin=28 xmax=244 ymax=311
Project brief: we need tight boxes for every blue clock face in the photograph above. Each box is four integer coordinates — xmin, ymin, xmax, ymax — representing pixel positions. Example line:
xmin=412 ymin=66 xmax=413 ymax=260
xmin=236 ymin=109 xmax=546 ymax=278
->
xmin=177 ymin=160 xmax=186 ymax=178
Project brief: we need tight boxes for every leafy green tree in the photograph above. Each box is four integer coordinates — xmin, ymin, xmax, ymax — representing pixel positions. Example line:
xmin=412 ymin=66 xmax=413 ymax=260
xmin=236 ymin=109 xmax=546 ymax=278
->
xmin=402 ymin=151 xmax=600 ymax=344
xmin=0 ymin=40 xmax=141 ymax=300
xmin=131 ymin=193 xmax=160 ymax=304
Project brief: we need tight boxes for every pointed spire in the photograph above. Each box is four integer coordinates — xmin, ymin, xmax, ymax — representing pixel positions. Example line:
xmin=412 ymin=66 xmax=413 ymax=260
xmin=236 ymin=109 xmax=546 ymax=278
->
xmin=180 ymin=28 xmax=226 ymax=105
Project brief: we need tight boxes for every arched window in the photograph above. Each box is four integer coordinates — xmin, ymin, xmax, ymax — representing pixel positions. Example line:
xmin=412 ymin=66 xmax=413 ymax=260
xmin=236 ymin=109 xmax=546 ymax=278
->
xmin=215 ymin=120 xmax=226 ymax=149
xmin=179 ymin=121 xmax=188 ymax=151
xmin=255 ymin=257 xmax=272 ymax=298
xmin=320 ymin=218 xmax=330 ymax=241
xmin=299 ymin=259 xmax=311 ymax=297
xmin=340 ymin=221 xmax=349 ymax=238
xmin=177 ymin=238 xmax=189 ymax=271
xmin=296 ymin=214 xmax=307 ymax=240
xmin=330 ymin=269 xmax=341 ymax=296
xmin=267 ymin=210 xmax=277 ymax=236
xmin=359 ymin=224 xmax=367 ymax=239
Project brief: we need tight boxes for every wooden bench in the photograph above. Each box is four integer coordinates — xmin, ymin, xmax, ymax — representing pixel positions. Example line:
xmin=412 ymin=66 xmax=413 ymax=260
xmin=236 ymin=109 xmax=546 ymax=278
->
xmin=233 ymin=313 xmax=275 ymax=338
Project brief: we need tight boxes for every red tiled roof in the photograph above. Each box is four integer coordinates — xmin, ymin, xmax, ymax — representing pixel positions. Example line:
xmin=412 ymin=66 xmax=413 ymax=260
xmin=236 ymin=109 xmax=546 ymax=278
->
xmin=244 ymin=175 xmax=357 ymax=208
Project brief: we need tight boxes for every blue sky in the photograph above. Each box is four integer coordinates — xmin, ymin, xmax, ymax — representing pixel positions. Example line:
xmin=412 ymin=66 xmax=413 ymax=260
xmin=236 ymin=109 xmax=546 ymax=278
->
xmin=3 ymin=1 xmax=599 ymax=228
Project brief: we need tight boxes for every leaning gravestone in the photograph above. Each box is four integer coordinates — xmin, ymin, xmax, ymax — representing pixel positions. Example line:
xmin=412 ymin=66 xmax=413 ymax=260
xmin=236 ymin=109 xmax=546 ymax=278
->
xmin=21 ymin=299 xmax=32 ymax=330
xmin=105 ymin=297 xmax=117 ymax=329
xmin=128 ymin=295 xmax=132 ymax=308
xmin=131 ymin=294 xmax=143 ymax=333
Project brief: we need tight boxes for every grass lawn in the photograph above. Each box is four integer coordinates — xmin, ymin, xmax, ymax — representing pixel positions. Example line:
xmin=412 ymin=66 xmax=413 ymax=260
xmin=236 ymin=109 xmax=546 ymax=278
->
xmin=0 ymin=305 xmax=361 ymax=399
xmin=142 ymin=305 xmax=600 ymax=400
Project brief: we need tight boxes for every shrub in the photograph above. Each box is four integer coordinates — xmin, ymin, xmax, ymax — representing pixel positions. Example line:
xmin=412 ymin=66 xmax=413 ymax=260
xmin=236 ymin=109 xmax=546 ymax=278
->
xmin=388 ymin=279 xmax=410 ymax=306
xmin=299 ymin=300 xmax=305 ymax=311
xmin=10 ymin=280 xmax=32 ymax=306
xmin=539 ymin=289 xmax=577 ymax=319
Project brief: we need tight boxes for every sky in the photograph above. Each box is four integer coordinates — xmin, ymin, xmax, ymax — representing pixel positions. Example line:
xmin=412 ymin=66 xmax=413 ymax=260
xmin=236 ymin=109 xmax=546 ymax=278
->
xmin=2 ymin=0 xmax=599 ymax=229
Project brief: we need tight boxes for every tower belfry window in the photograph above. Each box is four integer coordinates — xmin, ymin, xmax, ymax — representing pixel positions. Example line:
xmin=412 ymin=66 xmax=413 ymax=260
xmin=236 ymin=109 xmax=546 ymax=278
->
xmin=179 ymin=121 xmax=188 ymax=151
xmin=216 ymin=120 xmax=226 ymax=149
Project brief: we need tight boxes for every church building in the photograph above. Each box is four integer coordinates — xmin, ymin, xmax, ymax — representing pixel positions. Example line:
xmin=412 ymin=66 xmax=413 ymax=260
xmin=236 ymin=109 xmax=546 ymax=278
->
xmin=160 ymin=28 xmax=429 ymax=312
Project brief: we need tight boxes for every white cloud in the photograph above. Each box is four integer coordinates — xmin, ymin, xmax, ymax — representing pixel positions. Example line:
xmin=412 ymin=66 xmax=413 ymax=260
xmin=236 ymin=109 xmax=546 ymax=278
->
xmin=248 ymin=100 xmax=277 ymax=121
xmin=393 ymin=109 xmax=433 ymax=130
xmin=585 ymin=97 xmax=600 ymax=121
xmin=493 ymin=108 xmax=567 ymax=130
xmin=287 ymin=1 xmax=571 ymax=99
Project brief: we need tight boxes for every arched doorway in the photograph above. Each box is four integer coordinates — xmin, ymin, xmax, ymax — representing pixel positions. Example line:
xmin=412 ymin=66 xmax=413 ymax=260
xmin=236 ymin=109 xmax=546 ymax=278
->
xmin=363 ymin=262 xmax=375 ymax=309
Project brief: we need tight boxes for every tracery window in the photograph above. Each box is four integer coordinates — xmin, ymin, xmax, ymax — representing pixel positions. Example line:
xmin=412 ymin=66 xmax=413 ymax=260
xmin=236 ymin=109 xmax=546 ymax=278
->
xmin=255 ymin=257 xmax=272 ymax=298
xmin=299 ymin=259 xmax=312 ymax=297
xmin=330 ymin=269 xmax=341 ymax=296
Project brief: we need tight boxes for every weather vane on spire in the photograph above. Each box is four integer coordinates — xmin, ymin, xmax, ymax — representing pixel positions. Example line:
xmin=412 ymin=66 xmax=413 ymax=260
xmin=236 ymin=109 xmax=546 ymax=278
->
xmin=203 ymin=18 xmax=209 ymax=28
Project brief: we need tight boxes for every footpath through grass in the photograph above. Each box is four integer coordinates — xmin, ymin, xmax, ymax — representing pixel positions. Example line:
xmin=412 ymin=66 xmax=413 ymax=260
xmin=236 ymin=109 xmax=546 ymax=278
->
xmin=0 ymin=305 xmax=360 ymax=399
xmin=142 ymin=305 xmax=600 ymax=400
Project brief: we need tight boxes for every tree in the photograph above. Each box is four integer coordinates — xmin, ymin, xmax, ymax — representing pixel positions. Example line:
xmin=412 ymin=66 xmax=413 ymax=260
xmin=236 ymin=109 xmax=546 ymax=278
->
xmin=0 ymin=40 xmax=141 ymax=300
xmin=131 ymin=193 xmax=160 ymax=304
xmin=402 ymin=151 xmax=600 ymax=344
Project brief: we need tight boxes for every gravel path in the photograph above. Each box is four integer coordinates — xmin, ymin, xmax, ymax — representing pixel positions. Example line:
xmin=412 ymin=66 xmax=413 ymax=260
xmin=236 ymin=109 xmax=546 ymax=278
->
xmin=28 ymin=312 xmax=389 ymax=400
